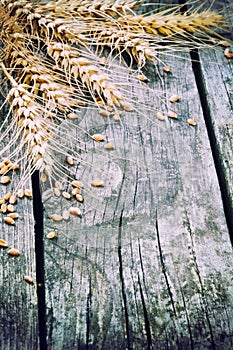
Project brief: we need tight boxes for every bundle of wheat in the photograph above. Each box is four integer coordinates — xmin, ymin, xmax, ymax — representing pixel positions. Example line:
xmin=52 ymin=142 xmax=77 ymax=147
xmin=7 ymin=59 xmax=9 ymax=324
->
xmin=0 ymin=0 xmax=228 ymax=197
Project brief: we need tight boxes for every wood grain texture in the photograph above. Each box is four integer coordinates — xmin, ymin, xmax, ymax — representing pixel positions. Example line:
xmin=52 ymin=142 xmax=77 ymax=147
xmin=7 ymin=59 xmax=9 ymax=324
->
xmin=0 ymin=106 xmax=39 ymax=349
xmin=43 ymin=49 xmax=233 ymax=350
xmin=0 ymin=1 xmax=232 ymax=349
xmin=196 ymin=0 xmax=233 ymax=243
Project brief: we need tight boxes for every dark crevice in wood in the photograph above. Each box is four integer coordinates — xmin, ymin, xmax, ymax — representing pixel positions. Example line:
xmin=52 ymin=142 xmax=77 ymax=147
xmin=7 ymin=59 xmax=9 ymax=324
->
xmin=155 ymin=214 xmax=177 ymax=318
xmin=138 ymin=240 xmax=149 ymax=299
xmin=184 ymin=210 xmax=216 ymax=349
xmin=190 ymin=48 xmax=233 ymax=247
xmin=113 ymin=160 xmax=126 ymax=220
xmin=138 ymin=275 xmax=152 ymax=350
xmin=179 ymin=0 xmax=233 ymax=247
xmin=31 ymin=170 xmax=47 ymax=350
xmin=178 ymin=279 xmax=194 ymax=350
xmin=118 ymin=210 xmax=131 ymax=350
xmin=133 ymin=168 xmax=138 ymax=210
xmin=155 ymin=213 xmax=181 ymax=349
xmin=86 ymin=277 xmax=91 ymax=350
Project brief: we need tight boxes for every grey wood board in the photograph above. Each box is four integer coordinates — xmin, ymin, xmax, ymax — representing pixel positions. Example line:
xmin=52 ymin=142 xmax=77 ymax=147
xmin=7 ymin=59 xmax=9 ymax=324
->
xmin=0 ymin=157 xmax=38 ymax=348
xmin=43 ymin=48 xmax=233 ymax=349
xmin=198 ymin=37 xmax=233 ymax=207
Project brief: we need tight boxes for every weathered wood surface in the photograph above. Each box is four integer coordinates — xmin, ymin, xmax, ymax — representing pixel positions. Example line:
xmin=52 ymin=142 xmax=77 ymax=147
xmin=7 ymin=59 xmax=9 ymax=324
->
xmin=0 ymin=113 xmax=38 ymax=349
xmin=0 ymin=1 xmax=233 ymax=349
xmin=197 ymin=0 xmax=233 ymax=241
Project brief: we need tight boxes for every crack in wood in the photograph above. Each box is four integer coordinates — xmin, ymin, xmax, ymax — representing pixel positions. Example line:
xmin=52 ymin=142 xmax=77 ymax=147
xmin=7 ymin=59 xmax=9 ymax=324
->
xmin=118 ymin=209 xmax=131 ymax=350
xmin=138 ymin=274 xmax=152 ymax=350
xmin=190 ymin=48 xmax=233 ymax=247
xmin=31 ymin=170 xmax=47 ymax=350
xmin=184 ymin=210 xmax=216 ymax=349
xmin=154 ymin=212 xmax=182 ymax=348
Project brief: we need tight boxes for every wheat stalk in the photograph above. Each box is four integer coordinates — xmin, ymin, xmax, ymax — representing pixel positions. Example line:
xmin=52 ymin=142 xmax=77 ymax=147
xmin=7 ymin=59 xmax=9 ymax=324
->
xmin=0 ymin=0 xmax=230 ymax=199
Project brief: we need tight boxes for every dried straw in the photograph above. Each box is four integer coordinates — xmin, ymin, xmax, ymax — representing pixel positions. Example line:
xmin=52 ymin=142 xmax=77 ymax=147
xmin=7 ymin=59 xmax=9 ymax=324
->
xmin=0 ymin=0 xmax=229 ymax=191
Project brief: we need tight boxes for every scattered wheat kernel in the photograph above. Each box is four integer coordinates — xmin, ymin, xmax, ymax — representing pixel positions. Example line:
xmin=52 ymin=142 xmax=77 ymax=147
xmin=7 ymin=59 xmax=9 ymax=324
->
xmin=91 ymin=180 xmax=104 ymax=187
xmin=168 ymin=111 xmax=178 ymax=119
xmin=71 ymin=180 xmax=82 ymax=188
xmin=219 ymin=40 xmax=229 ymax=47
xmin=7 ymin=204 xmax=15 ymax=213
xmin=47 ymin=231 xmax=57 ymax=239
xmin=62 ymin=191 xmax=71 ymax=199
xmin=156 ymin=111 xmax=165 ymax=121
xmin=67 ymin=113 xmax=79 ymax=119
xmin=25 ymin=189 xmax=32 ymax=198
xmin=1 ymin=204 xmax=7 ymax=213
xmin=51 ymin=214 xmax=63 ymax=222
xmin=8 ymin=248 xmax=20 ymax=256
xmin=0 ymin=176 xmax=10 ymax=184
xmin=24 ymin=276 xmax=34 ymax=285
xmin=8 ymin=213 xmax=19 ymax=219
xmin=92 ymin=134 xmax=105 ymax=142
xmin=75 ymin=194 xmax=84 ymax=202
xmin=0 ymin=239 xmax=8 ymax=248
xmin=104 ymin=142 xmax=115 ymax=150
xmin=99 ymin=109 xmax=111 ymax=117
xmin=9 ymin=195 xmax=17 ymax=204
xmin=224 ymin=48 xmax=233 ymax=59
xmin=187 ymin=119 xmax=197 ymax=126
xmin=169 ymin=95 xmax=179 ymax=103
xmin=72 ymin=188 xmax=80 ymax=195
xmin=66 ymin=156 xmax=74 ymax=165
xmin=69 ymin=207 xmax=81 ymax=216
xmin=0 ymin=165 xmax=9 ymax=175
xmin=4 ymin=217 xmax=15 ymax=225
xmin=163 ymin=66 xmax=171 ymax=73
xmin=0 ymin=198 xmax=5 ymax=205
xmin=40 ymin=173 xmax=47 ymax=183
xmin=137 ymin=74 xmax=148 ymax=81
xmin=4 ymin=192 xmax=12 ymax=201
xmin=0 ymin=162 xmax=5 ymax=169
xmin=17 ymin=189 xmax=24 ymax=198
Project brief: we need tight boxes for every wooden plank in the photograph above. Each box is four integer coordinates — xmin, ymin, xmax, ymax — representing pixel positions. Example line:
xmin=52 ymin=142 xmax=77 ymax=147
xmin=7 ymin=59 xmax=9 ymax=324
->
xmin=0 ymin=103 xmax=39 ymax=348
xmin=43 ymin=36 xmax=233 ymax=350
xmin=195 ymin=0 xmax=233 ymax=243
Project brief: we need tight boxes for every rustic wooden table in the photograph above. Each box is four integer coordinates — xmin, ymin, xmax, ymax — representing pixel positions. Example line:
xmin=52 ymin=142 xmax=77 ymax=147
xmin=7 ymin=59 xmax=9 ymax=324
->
xmin=0 ymin=0 xmax=233 ymax=349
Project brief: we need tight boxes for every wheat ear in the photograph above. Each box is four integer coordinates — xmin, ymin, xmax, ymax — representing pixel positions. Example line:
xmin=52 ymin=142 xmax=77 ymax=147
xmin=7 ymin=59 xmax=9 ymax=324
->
xmin=0 ymin=61 xmax=55 ymax=180
xmin=122 ymin=10 xmax=224 ymax=37
xmin=47 ymin=0 xmax=141 ymax=18
xmin=1 ymin=0 xmax=133 ymax=110
xmin=46 ymin=42 xmax=132 ymax=110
